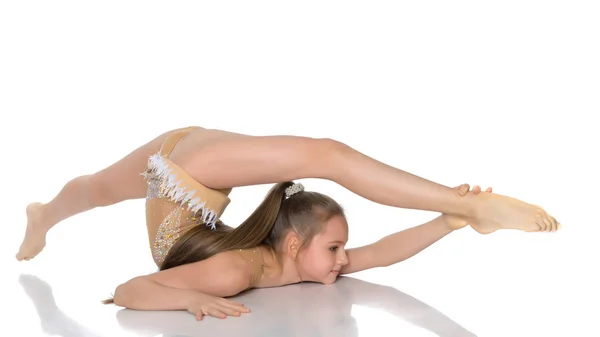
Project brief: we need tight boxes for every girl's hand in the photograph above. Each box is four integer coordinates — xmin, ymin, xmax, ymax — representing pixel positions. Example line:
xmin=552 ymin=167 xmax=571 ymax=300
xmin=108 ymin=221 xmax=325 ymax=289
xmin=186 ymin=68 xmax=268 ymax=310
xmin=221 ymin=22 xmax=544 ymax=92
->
xmin=187 ymin=292 xmax=250 ymax=320
xmin=445 ymin=183 xmax=493 ymax=230
xmin=456 ymin=183 xmax=492 ymax=196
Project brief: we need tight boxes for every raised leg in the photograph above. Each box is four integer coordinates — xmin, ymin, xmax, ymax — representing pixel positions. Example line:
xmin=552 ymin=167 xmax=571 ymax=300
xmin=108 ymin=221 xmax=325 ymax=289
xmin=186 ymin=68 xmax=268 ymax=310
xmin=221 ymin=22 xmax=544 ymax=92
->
xmin=16 ymin=128 xmax=185 ymax=261
xmin=178 ymin=130 xmax=559 ymax=233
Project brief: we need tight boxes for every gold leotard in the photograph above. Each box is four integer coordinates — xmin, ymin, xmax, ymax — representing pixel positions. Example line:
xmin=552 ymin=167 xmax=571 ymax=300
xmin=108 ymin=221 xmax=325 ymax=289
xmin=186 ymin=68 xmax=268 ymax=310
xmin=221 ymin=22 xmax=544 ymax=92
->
xmin=142 ymin=127 xmax=265 ymax=287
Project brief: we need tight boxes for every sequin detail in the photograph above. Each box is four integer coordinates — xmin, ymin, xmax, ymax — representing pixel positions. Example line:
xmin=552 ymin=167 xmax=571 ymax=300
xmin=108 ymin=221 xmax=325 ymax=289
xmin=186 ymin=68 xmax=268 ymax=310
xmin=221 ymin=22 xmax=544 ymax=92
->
xmin=237 ymin=248 xmax=266 ymax=288
xmin=152 ymin=207 xmax=184 ymax=265
xmin=142 ymin=170 xmax=163 ymax=200
xmin=142 ymin=153 xmax=219 ymax=229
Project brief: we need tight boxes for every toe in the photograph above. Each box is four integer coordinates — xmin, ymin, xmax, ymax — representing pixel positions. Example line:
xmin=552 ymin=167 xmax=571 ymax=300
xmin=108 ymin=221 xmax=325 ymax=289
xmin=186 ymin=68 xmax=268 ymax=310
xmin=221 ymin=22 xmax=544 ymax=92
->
xmin=535 ymin=209 xmax=549 ymax=232
xmin=541 ymin=212 xmax=557 ymax=232
xmin=550 ymin=216 xmax=560 ymax=231
xmin=535 ymin=216 xmax=546 ymax=232
xmin=543 ymin=217 xmax=553 ymax=232
xmin=549 ymin=217 xmax=558 ymax=232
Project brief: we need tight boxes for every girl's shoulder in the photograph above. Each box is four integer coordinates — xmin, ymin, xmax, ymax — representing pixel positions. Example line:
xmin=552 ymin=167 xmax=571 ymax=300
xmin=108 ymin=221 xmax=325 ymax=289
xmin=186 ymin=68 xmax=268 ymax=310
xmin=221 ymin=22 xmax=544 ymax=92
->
xmin=149 ymin=249 xmax=256 ymax=297
xmin=222 ymin=246 xmax=267 ymax=286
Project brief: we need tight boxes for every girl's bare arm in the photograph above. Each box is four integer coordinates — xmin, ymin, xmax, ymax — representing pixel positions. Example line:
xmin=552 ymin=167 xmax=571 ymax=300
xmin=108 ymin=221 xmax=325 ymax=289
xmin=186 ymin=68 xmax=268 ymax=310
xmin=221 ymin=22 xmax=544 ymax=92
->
xmin=113 ymin=253 xmax=252 ymax=311
xmin=341 ymin=215 xmax=454 ymax=275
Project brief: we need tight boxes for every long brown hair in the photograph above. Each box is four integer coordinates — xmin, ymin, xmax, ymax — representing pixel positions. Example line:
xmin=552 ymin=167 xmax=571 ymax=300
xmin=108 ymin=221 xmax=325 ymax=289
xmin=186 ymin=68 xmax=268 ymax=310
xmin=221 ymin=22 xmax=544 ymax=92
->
xmin=161 ymin=181 xmax=345 ymax=269
xmin=102 ymin=181 xmax=344 ymax=304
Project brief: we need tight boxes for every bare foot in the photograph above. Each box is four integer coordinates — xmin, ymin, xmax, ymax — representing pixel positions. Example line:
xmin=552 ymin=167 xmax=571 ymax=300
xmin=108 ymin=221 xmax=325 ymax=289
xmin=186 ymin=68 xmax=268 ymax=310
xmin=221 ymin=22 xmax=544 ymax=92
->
xmin=16 ymin=203 xmax=50 ymax=261
xmin=468 ymin=192 xmax=560 ymax=234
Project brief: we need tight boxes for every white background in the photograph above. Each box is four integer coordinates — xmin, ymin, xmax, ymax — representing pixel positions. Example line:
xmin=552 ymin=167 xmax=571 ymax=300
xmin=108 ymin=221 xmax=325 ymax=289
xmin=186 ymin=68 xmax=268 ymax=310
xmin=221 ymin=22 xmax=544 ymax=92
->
xmin=1 ymin=1 xmax=598 ymax=336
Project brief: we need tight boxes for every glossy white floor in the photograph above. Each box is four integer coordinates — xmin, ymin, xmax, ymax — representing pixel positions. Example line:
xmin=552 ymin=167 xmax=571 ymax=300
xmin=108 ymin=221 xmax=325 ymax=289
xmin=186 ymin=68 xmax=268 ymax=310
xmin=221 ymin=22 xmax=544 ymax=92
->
xmin=4 ymin=195 xmax=599 ymax=337
xmin=2 ymin=1 xmax=598 ymax=336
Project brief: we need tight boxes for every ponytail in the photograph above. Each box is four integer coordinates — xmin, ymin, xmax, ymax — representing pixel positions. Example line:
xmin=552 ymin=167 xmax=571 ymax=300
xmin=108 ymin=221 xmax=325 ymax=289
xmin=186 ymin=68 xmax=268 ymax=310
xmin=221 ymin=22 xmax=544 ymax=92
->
xmin=158 ymin=181 xmax=294 ymax=270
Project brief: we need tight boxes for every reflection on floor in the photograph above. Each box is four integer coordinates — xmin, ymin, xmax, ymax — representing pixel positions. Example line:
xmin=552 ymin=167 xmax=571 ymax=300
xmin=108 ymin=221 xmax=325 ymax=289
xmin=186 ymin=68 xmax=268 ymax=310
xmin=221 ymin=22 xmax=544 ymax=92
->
xmin=20 ymin=273 xmax=476 ymax=337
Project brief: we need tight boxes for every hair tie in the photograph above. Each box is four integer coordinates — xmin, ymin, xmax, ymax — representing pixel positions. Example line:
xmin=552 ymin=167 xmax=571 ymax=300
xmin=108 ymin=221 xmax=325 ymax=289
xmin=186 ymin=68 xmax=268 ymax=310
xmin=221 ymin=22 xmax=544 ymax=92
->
xmin=285 ymin=183 xmax=305 ymax=198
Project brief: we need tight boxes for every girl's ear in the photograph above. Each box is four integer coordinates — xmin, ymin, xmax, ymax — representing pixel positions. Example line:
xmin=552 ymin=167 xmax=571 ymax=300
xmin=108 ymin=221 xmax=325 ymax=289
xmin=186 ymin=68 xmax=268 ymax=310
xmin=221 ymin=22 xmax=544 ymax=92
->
xmin=284 ymin=231 xmax=301 ymax=260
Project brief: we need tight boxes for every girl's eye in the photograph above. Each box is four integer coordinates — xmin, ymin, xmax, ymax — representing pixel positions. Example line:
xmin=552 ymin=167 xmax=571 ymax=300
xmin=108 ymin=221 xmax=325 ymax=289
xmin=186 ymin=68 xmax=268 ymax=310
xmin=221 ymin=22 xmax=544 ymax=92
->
xmin=329 ymin=246 xmax=338 ymax=252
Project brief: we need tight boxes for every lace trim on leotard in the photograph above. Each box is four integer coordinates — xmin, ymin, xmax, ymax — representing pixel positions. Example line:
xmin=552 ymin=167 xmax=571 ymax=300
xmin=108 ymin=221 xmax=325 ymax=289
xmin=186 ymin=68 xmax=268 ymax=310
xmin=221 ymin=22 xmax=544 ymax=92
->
xmin=142 ymin=153 xmax=220 ymax=229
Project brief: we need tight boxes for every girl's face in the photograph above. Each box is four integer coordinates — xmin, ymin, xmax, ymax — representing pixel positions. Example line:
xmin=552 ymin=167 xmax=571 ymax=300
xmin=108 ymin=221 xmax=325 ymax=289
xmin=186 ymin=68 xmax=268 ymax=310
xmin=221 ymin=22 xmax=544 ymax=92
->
xmin=297 ymin=215 xmax=349 ymax=284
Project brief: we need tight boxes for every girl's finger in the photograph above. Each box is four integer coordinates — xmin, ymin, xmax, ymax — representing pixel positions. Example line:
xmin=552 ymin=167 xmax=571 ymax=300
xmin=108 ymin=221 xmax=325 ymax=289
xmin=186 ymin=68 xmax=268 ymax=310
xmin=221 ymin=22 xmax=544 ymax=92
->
xmin=220 ymin=299 xmax=251 ymax=313
xmin=218 ymin=304 xmax=243 ymax=317
xmin=221 ymin=298 xmax=246 ymax=307
xmin=208 ymin=308 xmax=227 ymax=319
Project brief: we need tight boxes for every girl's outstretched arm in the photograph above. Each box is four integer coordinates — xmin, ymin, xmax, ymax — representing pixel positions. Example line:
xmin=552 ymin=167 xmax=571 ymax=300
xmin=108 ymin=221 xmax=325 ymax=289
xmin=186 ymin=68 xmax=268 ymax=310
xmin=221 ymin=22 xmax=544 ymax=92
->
xmin=341 ymin=215 xmax=456 ymax=275
xmin=110 ymin=252 xmax=252 ymax=319
xmin=113 ymin=276 xmax=208 ymax=310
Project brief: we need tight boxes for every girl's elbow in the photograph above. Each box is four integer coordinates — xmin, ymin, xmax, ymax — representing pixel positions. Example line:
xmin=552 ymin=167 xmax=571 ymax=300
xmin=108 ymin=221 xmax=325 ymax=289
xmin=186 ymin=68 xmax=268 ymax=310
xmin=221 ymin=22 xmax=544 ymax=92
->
xmin=112 ymin=283 xmax=128 ymax=307
xmin=113 ymin=279 xmax=139 ymax=307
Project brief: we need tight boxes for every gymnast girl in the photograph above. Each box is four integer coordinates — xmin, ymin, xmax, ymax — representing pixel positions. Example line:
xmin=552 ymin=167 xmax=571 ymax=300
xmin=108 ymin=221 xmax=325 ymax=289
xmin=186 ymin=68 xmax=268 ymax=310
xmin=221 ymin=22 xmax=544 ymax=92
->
xmin=16 ymin=126 xmax=559 ymax=320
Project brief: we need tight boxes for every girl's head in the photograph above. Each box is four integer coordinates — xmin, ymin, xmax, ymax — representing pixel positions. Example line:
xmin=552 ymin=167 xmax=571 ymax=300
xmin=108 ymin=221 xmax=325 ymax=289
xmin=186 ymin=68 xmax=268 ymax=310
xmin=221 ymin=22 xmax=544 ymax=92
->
xmin=160 ymin=181 xmax=349 ymax=284
xmin=265 ymin=183 xmax=349 ymax=284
